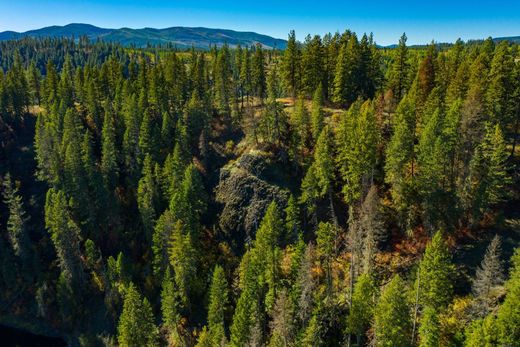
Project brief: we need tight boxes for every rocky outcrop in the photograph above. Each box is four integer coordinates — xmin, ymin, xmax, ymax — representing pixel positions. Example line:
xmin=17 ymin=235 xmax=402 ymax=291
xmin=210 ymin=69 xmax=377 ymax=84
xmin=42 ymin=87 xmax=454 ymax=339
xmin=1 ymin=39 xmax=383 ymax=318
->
xmin=215 ymin=150 xmax=290 ymax=243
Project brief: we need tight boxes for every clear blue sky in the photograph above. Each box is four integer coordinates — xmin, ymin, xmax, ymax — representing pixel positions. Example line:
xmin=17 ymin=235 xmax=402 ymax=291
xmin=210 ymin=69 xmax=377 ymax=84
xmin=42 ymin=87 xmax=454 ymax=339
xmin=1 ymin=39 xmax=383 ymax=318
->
xmin=1 ymin=0 xmax=519 ymax=46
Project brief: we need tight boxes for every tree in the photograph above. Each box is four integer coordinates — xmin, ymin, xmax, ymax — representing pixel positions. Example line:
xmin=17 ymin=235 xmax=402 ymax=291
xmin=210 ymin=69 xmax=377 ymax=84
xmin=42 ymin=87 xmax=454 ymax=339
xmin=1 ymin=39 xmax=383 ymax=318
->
xmin=161 ymin=268 xmax=183 ymax=345
xmin=337 ymin=100 xmax=378 ymax=204
xmin=374 ymin=275 xmax=412 ymax=347
xmin=385 ymin=94 xmax=416 ymax=223
xmin=419 ymin=306 xmax=441 ymax=347
xmin=359 ymin=185 xmax=385 ymax=273
xmin=333 ymin=34 xmax=360 ymax=106
xmin=463 ymin=123 xmax=510 ymax=224
xmin=254 ymin=201 xmax=284 ymax=313
xmin=252 ymin=44 xmax=266 ymax=100
xmin=44 ymin=188 xmax=84 ymax=286
xmin=301 ymin=35 xmax=324 ymax=96
xmin=316 ymin=222 xmax=335 ymax=295
xmin=486 ymin=41 xmax=515 ymax=130
xmin=284 ymin=194 xmax=301 ymax=245
xmin=268 ymin=288 xmax=294 ymax=347
xmin=388 ymin=33 xmax=410 ymax=101
xmin=2 ymin=174 xmax=30 ymax=260
xmin=137 ymin=154 xmax=159 ymax=243
xmin=310 ymin=85 xmax=324 ymax=142
xmin=101 ymin=106 xmax=119 ymax=192
xmin=117 ymin=283 xmax=158 ymax=347
xmin=472 ymin=235 xmax=504 ymax=317
xmin=418 ymin=231 xmax=454 ymax=309
xmin=207 ymin=265 xmax=228 ymax=346
xmin=346 ymin=273 xmax=377 ymax=346
xmin=169 ymin=220 xmax=196 ymax=307
xmin=291 ymin=96 xmax=311 ymax=156
xmin=496 ymin=248 xmax=520 ymax=345
xmin=282 ymin=30 xmax=301 ymax=99
xmin=312 ymin=126 xmax=337 ymax=224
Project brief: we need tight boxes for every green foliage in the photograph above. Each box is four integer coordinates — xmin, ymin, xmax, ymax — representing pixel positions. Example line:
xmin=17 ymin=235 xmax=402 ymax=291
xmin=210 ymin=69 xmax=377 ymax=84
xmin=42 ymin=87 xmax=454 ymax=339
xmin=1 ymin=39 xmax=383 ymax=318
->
xmin=374 ymin=275 xmax=412 ymax=347
xmin=117 ymin=283 xmax=158 ymax=347
xmin=418 ymin=231 xmax=454 ymax=309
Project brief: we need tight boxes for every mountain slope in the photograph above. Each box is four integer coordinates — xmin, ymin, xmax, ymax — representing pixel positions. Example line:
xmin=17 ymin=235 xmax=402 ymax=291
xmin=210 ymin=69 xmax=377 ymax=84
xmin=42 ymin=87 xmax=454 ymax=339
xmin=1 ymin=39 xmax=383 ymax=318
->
xmin=0 ymin=23 xmax=287 ymax=49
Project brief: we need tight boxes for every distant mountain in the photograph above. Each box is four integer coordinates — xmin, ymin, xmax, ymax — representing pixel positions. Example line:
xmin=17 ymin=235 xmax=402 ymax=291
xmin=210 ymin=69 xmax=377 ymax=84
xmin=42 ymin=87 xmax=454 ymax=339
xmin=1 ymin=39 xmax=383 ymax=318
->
xmin=0 ymin=23 xmax=287 ymax=49
xmin=494 ymin=36 xmax=520 ymax=44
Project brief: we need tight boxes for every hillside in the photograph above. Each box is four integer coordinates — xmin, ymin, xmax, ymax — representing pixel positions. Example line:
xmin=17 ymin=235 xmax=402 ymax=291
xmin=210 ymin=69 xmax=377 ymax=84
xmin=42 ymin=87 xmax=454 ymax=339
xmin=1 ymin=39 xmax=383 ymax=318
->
xmin=0 ymin=23 xmax=287 ymax=49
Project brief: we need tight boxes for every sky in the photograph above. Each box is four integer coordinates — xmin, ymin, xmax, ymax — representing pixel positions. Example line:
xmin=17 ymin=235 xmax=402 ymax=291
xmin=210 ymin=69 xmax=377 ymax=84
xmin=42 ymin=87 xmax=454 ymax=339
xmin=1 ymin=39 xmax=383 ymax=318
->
xmin=1 ymin=1 xmax=519 ymax=46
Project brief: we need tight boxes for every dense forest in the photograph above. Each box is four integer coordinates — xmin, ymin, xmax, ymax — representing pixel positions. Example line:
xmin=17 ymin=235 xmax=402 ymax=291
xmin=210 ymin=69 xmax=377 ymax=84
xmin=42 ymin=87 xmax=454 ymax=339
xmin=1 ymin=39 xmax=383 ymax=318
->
xmin=0 ymin=31 xmax=519 ymax=347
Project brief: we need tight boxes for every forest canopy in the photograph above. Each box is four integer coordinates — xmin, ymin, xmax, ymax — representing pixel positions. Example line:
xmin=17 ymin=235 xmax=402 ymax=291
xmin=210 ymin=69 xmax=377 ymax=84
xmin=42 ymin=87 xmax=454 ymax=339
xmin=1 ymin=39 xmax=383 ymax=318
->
xmin=0 ymin=31 xmax=519 ymax=346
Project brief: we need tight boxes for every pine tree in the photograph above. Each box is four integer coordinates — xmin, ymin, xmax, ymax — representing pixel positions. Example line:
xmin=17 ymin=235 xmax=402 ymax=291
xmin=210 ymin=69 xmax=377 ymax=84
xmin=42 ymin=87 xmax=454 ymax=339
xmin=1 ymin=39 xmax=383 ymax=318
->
xmin=496 ymin=248 xmax=520 ymax=345
xmin=254 ymin=201 xmax=284 ymax=312
xmin=337 ymin=100 xmax=378 ymax=204
xmin=359 ymin=185 xmax=385 ymax=273
xmin=207 ymin=265 xmax=228 ymax=346
xmin=333 ymin=34 xmax=361 ymax=106
xmin=472 ymin=235 xmax=504 ymax=317
xmin=282 ymin=30 xmax=301 ymax=99
xmin=310 ymin=85 xmax=324 ymax=142
xmin=316 ymin=222 xmax=335 ymax=295
xmin=374 ymin=275 xmax=412 ymax=347
xmin=161 ymin=267 xmax=184 ymax=345
xmin=44 ymin=188 xmax=84 ymax=286
xmin=284 ymin=194 xmax=301 ymax=245
xmin=101 ymin=106 xmax=119 ymax=192
xmin=137 ymin=154 xmax=159 ymax=243
xmin=388 ymin=33 xmax=410 ymax=101
xmin=313 ymin=126 xmax=337 ymax=224
xmin=252 ymin=44 xmax=267 ymax=100
xmin=384 ymin=94 xmax=416 ymax=220
xmin=169 ymin=220 xmax=196 ymax=307
xmin=419 ymin=306 xmax=441 ymax=347
xmin=301 ymin=35 xmax=324 ymax=96
xmin=2 ymin=174 xmax=30 ymax=260
xmin=268 ymin=288 xmax=294 ymax=347
xmin=117 ymin=283 xmax=158 ymax=347
xmin=418 ymin=231 xmax=454 ymax=309
xmin=346 ymin=272 xmax=377 ymax=346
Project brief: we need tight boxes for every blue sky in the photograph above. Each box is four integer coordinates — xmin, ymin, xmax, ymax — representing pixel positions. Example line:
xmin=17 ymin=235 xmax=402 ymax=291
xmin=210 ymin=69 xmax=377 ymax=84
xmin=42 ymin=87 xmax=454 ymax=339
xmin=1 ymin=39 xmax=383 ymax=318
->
xmin=1 ymin=1 xmax=519 ymax=46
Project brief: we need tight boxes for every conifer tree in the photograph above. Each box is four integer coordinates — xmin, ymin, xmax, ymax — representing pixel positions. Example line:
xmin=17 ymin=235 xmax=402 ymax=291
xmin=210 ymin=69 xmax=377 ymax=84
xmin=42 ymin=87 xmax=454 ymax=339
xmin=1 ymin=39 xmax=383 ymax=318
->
xmin=374 ymin=275 xmax=412 ymax=347
xmin=472 ymin=235 xmax=504 ymax=317
xmin=346 ymin=272 xmax=377 ymax=346
xmin=282 ymin=30 xmax=301 ymax=99
xmin=117 ymin=283 xmax=158 ymax=347
xmin=2 ymin=174 xmax=30 ymax=260
xmin=310 ymin=85 xmax=325 ymax=142
xmin=419 ymin=306 xmax=441 ymax=347
xmin=417 ymin=231 xmax=454 ymax=309
xmin=388 ymin=33 xmax=410 ymax=101
xmin=207 ymin=265 xmax=228 ymax=346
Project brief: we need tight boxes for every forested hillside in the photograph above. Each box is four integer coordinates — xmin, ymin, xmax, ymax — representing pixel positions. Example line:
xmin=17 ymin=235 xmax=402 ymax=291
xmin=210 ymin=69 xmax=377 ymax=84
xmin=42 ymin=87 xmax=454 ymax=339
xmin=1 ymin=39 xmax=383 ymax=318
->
xmin=0 ymin=31 xmax=519 ymax=346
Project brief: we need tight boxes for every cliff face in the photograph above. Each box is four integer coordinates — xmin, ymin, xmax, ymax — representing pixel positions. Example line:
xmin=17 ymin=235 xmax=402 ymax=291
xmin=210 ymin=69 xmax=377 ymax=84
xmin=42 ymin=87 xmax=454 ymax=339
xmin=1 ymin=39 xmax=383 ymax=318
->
xmin=216 ymin=150 xmax=290 ymax=244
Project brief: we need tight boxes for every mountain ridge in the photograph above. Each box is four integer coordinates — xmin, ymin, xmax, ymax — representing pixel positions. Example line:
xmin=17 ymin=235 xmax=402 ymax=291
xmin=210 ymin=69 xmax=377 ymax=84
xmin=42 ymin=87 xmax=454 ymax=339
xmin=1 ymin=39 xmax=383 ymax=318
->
xmin=0 ymin=23 xmax=287 ymax=49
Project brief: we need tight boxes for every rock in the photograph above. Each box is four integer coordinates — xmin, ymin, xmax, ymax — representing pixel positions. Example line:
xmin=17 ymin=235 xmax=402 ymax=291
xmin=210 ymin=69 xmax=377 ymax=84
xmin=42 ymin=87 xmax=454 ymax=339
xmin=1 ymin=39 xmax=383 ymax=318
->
xmin=215 ymin=150 xmax=290 ymax=243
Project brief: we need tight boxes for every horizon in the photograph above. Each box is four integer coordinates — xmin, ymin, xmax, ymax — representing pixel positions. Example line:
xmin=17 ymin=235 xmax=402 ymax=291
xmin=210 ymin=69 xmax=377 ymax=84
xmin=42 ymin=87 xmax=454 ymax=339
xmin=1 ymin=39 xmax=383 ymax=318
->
xmin=0 ymin=21 xmax=517 ymax=47
xmin=1 ymin=0 xmax=520 ymax=46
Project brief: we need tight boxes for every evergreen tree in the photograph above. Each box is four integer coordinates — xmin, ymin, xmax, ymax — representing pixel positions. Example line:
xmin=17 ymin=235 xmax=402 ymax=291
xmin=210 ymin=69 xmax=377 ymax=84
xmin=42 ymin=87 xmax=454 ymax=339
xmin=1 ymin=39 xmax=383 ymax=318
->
xmin=310 ymin=85 xmax=324 ymax=142
xmin=374 ymin=275 xmax=412 ymax=347
xmin=418 ymin=231 xmax=454 ymax=309
xmin=388 ymin=33 xmax=410 ymax=101
xmin=282 ymin=30 xmax=301 ymax=99
xmin=419 ymin=306 xmax=441 ymax=347
xmin=2 ymin=174 xmax=30 ymax=260
xmin=346 ymin=272 xmax=377 ymax=346
xmin=207 ymin=265 xmax=228 ymax=346
xmin=117 ymin=283 xmax=158 ymax=347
